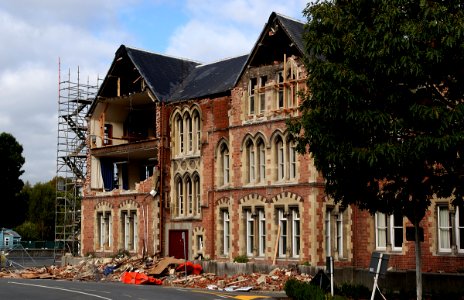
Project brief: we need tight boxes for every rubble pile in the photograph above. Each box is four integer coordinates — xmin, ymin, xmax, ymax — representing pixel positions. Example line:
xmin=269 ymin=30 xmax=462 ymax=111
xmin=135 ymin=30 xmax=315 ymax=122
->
xmin=0 ymin=255 xmax=312 ymax=292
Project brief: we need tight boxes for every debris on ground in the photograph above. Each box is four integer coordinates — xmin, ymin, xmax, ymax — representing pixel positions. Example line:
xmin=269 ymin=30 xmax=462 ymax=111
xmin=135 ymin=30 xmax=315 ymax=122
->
xmin=0 ymin=254 xmax=312 ymax=292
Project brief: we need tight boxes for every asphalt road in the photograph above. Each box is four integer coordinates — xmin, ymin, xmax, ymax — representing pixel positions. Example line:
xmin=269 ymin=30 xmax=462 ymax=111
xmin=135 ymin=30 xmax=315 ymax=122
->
xmin=0 ymin=278 xmax=287 ymax=300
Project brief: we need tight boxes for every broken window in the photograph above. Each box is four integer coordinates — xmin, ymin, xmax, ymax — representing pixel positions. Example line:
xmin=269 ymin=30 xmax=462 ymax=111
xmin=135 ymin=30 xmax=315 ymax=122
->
xmin=104 ymin=124 xmax=113 ymax=145
xmin=97 ymin=211 xmax=112 ymax=250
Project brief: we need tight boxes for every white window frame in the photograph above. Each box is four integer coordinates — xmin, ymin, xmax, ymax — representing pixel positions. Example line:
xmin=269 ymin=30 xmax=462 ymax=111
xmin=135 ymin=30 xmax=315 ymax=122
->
xmin=375 ymin=212 xmax=388 ymax=251
xmin=246 ymin=210 xmax=254 ymax=256
xmin=456 ymin=206 xmax=464 ymax=253
xmin=391 ymin=213 xmax=403 ymax=251
xmin=122 ymin=210 xmax=137 ymax=251
xmin=221 ymin=145 xmax=229 ymax=185
xmin=438 ymin=206 xmax=452 ymax=253
xmin=258 ymin=142 xmax=266 ymax=183
xmin=289 ymin=141 xmax=296 ymax=179
xmin=194 ymin=112 xmax=201 ymax=152
xmin=98 ymin=212 xmax=112 ymax=249
xmin=336 ymin=213 xmax=343 ymax=257
xmin=187 ymin=177 xmax=193 ymax=215
xmin=177 ymin=179 xmax=183 ymax=216
xmin=258 ymin=209 xmax=266 ymax=256
xmin=249 ymin=147 xmax=255 ymax=183
xmin=278 ymin=209 xmax=288 ymax=257
xmin=325 ymin=209 xmax=331 ymax=256
xmin=277 ymin=140 xmax=284 ymax=181
xmin=292 ymin=208 xmax=300 ymax=258
xmin=223 ymin=211 xmax=230 ymax=255
xmin=187 ymin=116 xmax=193 ymax=153
xmin=248 ymin=78 xmax=257 ymax=115
xmin=178 ymin=117 xmax=184 ymax=154
xmin=194 ymin=176 xmax=201 ymax=215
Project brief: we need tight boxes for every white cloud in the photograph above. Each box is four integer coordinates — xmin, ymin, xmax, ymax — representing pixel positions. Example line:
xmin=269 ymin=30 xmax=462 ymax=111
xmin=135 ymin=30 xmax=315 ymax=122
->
xmin=0 ymin=1 xmax=126 ymax=184
xmin=166 ymin=0 xmax=307 ymax=62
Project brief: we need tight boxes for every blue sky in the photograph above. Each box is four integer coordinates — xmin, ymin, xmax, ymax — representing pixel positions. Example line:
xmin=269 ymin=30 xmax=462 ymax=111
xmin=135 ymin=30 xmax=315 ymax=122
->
xmin=0 ymin=0 xmax=307 ymax=184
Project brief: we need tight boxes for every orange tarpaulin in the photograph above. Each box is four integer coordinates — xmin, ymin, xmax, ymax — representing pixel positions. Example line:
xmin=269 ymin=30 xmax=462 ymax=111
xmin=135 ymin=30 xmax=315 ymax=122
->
xmin=120 ymin=272 xmax=162 ymax=285
xmin=175 ymin=261 xmax=202 ymax=275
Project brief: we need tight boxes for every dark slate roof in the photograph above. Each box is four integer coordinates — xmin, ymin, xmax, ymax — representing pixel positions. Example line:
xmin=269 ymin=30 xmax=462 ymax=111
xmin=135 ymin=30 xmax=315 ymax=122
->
xmin=121 ymin=46 xmax=200 ymax=101
xmin=169 ymin=54 xmax=249 ymax=102
xmin=275 ymin=12 xmax=305 ymax=54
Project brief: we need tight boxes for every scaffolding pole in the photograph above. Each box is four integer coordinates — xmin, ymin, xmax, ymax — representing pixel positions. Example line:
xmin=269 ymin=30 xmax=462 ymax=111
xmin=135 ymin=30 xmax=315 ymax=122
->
xmin=55 ymin=60 xmax=99 ymax=260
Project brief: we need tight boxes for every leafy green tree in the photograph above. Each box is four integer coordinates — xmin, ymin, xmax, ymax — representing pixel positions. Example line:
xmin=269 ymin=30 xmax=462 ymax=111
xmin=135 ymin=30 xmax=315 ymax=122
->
xmin=0 ymin=132 xmax=26 ymax=228
xmin=290 ymin=1 xmax=464 ymax=299
xmin=25 ymin=180 xmax=56 ymax=241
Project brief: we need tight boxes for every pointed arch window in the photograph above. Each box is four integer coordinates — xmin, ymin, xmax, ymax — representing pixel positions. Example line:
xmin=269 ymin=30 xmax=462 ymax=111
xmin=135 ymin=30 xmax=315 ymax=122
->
xmin=194 ymin=175 xmax=201 ymax=215
xmin=257 ymin=139 xmax=266 ymax=183
xmin=177 ymin=178 xmax=184 ymax=215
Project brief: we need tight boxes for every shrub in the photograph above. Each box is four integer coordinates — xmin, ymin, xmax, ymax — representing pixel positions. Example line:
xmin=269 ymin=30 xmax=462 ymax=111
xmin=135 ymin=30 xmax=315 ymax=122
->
xmin=336 ymin=283 xmax=371 ymax=299
xmin=233 ymin=254 xmax=249 ymax=263
xmin=284 ymin=278 xmax=326 ymax=300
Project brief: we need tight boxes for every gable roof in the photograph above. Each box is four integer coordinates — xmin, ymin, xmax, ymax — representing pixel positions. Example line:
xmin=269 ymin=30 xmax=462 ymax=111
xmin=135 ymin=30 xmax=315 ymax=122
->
xmin=274 ymin=12 xmax=305 ymax=54
xmin=123 ymin=46 xmax=200 ymax=101
xmin=236 ymin=12 xmax=305 ymax=82
xmin=96 ymin=45 xmax=199 ymax=102
xmin=169 ymin=54 xmax=249 ymax=102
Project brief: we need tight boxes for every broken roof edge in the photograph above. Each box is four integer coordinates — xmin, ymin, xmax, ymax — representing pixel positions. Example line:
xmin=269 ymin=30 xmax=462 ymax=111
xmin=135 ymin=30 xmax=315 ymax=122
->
xmin=274 ymin=11 xmax=305 ymax=25
xmin=234 ymin=11 xmax=305 ymax=86
xmin=194 ymin=53 xmax=249 ymax=69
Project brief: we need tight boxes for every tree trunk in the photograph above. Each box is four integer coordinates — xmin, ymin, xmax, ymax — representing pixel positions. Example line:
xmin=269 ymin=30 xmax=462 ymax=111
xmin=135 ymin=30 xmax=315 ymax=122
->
xmin=414 ymin=216 xmax=423 ymax=300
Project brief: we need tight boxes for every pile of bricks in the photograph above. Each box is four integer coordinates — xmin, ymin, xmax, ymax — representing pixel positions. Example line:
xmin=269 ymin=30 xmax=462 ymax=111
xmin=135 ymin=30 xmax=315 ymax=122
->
xmin=0 ymin=255 xmax=312 ymax=292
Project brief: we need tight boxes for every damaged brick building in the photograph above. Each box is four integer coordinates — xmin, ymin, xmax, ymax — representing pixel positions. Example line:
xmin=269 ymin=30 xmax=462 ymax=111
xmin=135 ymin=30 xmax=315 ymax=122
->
xmin=81 ymin=12 xmax=464 ymax=273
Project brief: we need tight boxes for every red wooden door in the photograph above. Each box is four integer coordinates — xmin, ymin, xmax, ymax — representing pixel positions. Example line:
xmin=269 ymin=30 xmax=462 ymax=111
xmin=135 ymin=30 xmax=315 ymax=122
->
xmin=169 ymin=230 xmax=188 ymax=259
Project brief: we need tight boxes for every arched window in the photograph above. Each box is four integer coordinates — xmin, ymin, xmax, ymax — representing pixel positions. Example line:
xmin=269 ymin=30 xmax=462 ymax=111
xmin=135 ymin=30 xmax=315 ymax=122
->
xmin=276 ymin=137 xmax=285 ymax=181
xmin=288 ymin=137 xmax=297 ymax=180
xmin=194 ymin=175 xmax=201 ymax=215
xmin=257 ymin=138 xmax=266 ymax=183
xmin=246 ymin=139 xmax=255 ymax=183
xmin=177 ymin=178 xmax=183 ymax=215
xmin=177 ymin=116 xmax=184 ymax=154
xmin=187 ymin=116 xmax=193 ymax=153
xmin=193 ymin=111 xmax=201 ymax=152
xmin=186 ymin=176 xmax=193 ymax=215
xmin=219 ymin=143 xmax=229 ymax=186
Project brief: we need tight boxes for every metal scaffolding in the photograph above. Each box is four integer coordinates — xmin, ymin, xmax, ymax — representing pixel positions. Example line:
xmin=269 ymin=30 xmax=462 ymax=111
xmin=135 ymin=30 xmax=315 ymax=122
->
xmin=55 ymin=64 xmax=99 ymax=257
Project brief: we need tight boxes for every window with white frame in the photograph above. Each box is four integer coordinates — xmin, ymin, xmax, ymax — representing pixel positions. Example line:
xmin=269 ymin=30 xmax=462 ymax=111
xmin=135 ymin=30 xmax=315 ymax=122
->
xmin=292 ymin=208 xmax=300 ymax=257
xmin=325 ymin=209 xmax=331 ymax=256
xmin=194 ymin=112 xmax=201 ymax=152
xmin=326 ymin=208 xmax=347 ymax=258
xmin=257 ymin=140 xmax=266 ymax=183
xmin=173 ymin=109 xmax=201 ymax=157
xmin=197 ymin=235 xmax=203 ymax=252
xmin=246 ymin=140 xmax=255 ymax=183
xmin=246 ymin=209 xmax=254 ymax=256
xmin=278 ymin=209 xmax=288 ymax=257
xmin=249 ymin=77 xmax=257 ymax=115
xmin=194 ymin=175 xmax=201 ymax=214
xmin=97 ymin=211 xmax=112 ymax=250
xmin=276 ymin=207 xmax=300 ymax=258
xmin=438 ymin=206 xmax=452 ymax=252
xmin=121 ymin=210 xmax=137 ymax=251
xmin=219 ymin=143 xmax=230 ymax=186
xmin=187 ymin=116 xmax=193 ymax=153
xmin=187 ymin=177 xmax=193 ymax=215
xmin=223 ymin=210 xmax=230 ymax=255
xmin=336 ymin=213 xmax=343 ymax=258
xmin=258 ymin=209 xmax=266 ymax=256
xmin=177 ymin=178 xmax=184 ymax=215
xmin=375 ymin=212 xmax=403 ymax=251
xmin=174 ymin=174 xmax=201 ymax=217
xmin=177 ymin=116 xmax=184 ymax=154
xmin=289 ymin=140 xmax=297 ymax=179
xmin=277 ymin=138 xmax=285 ymax=181
xmin=456 ymin=206 xmax=464 ymax=253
